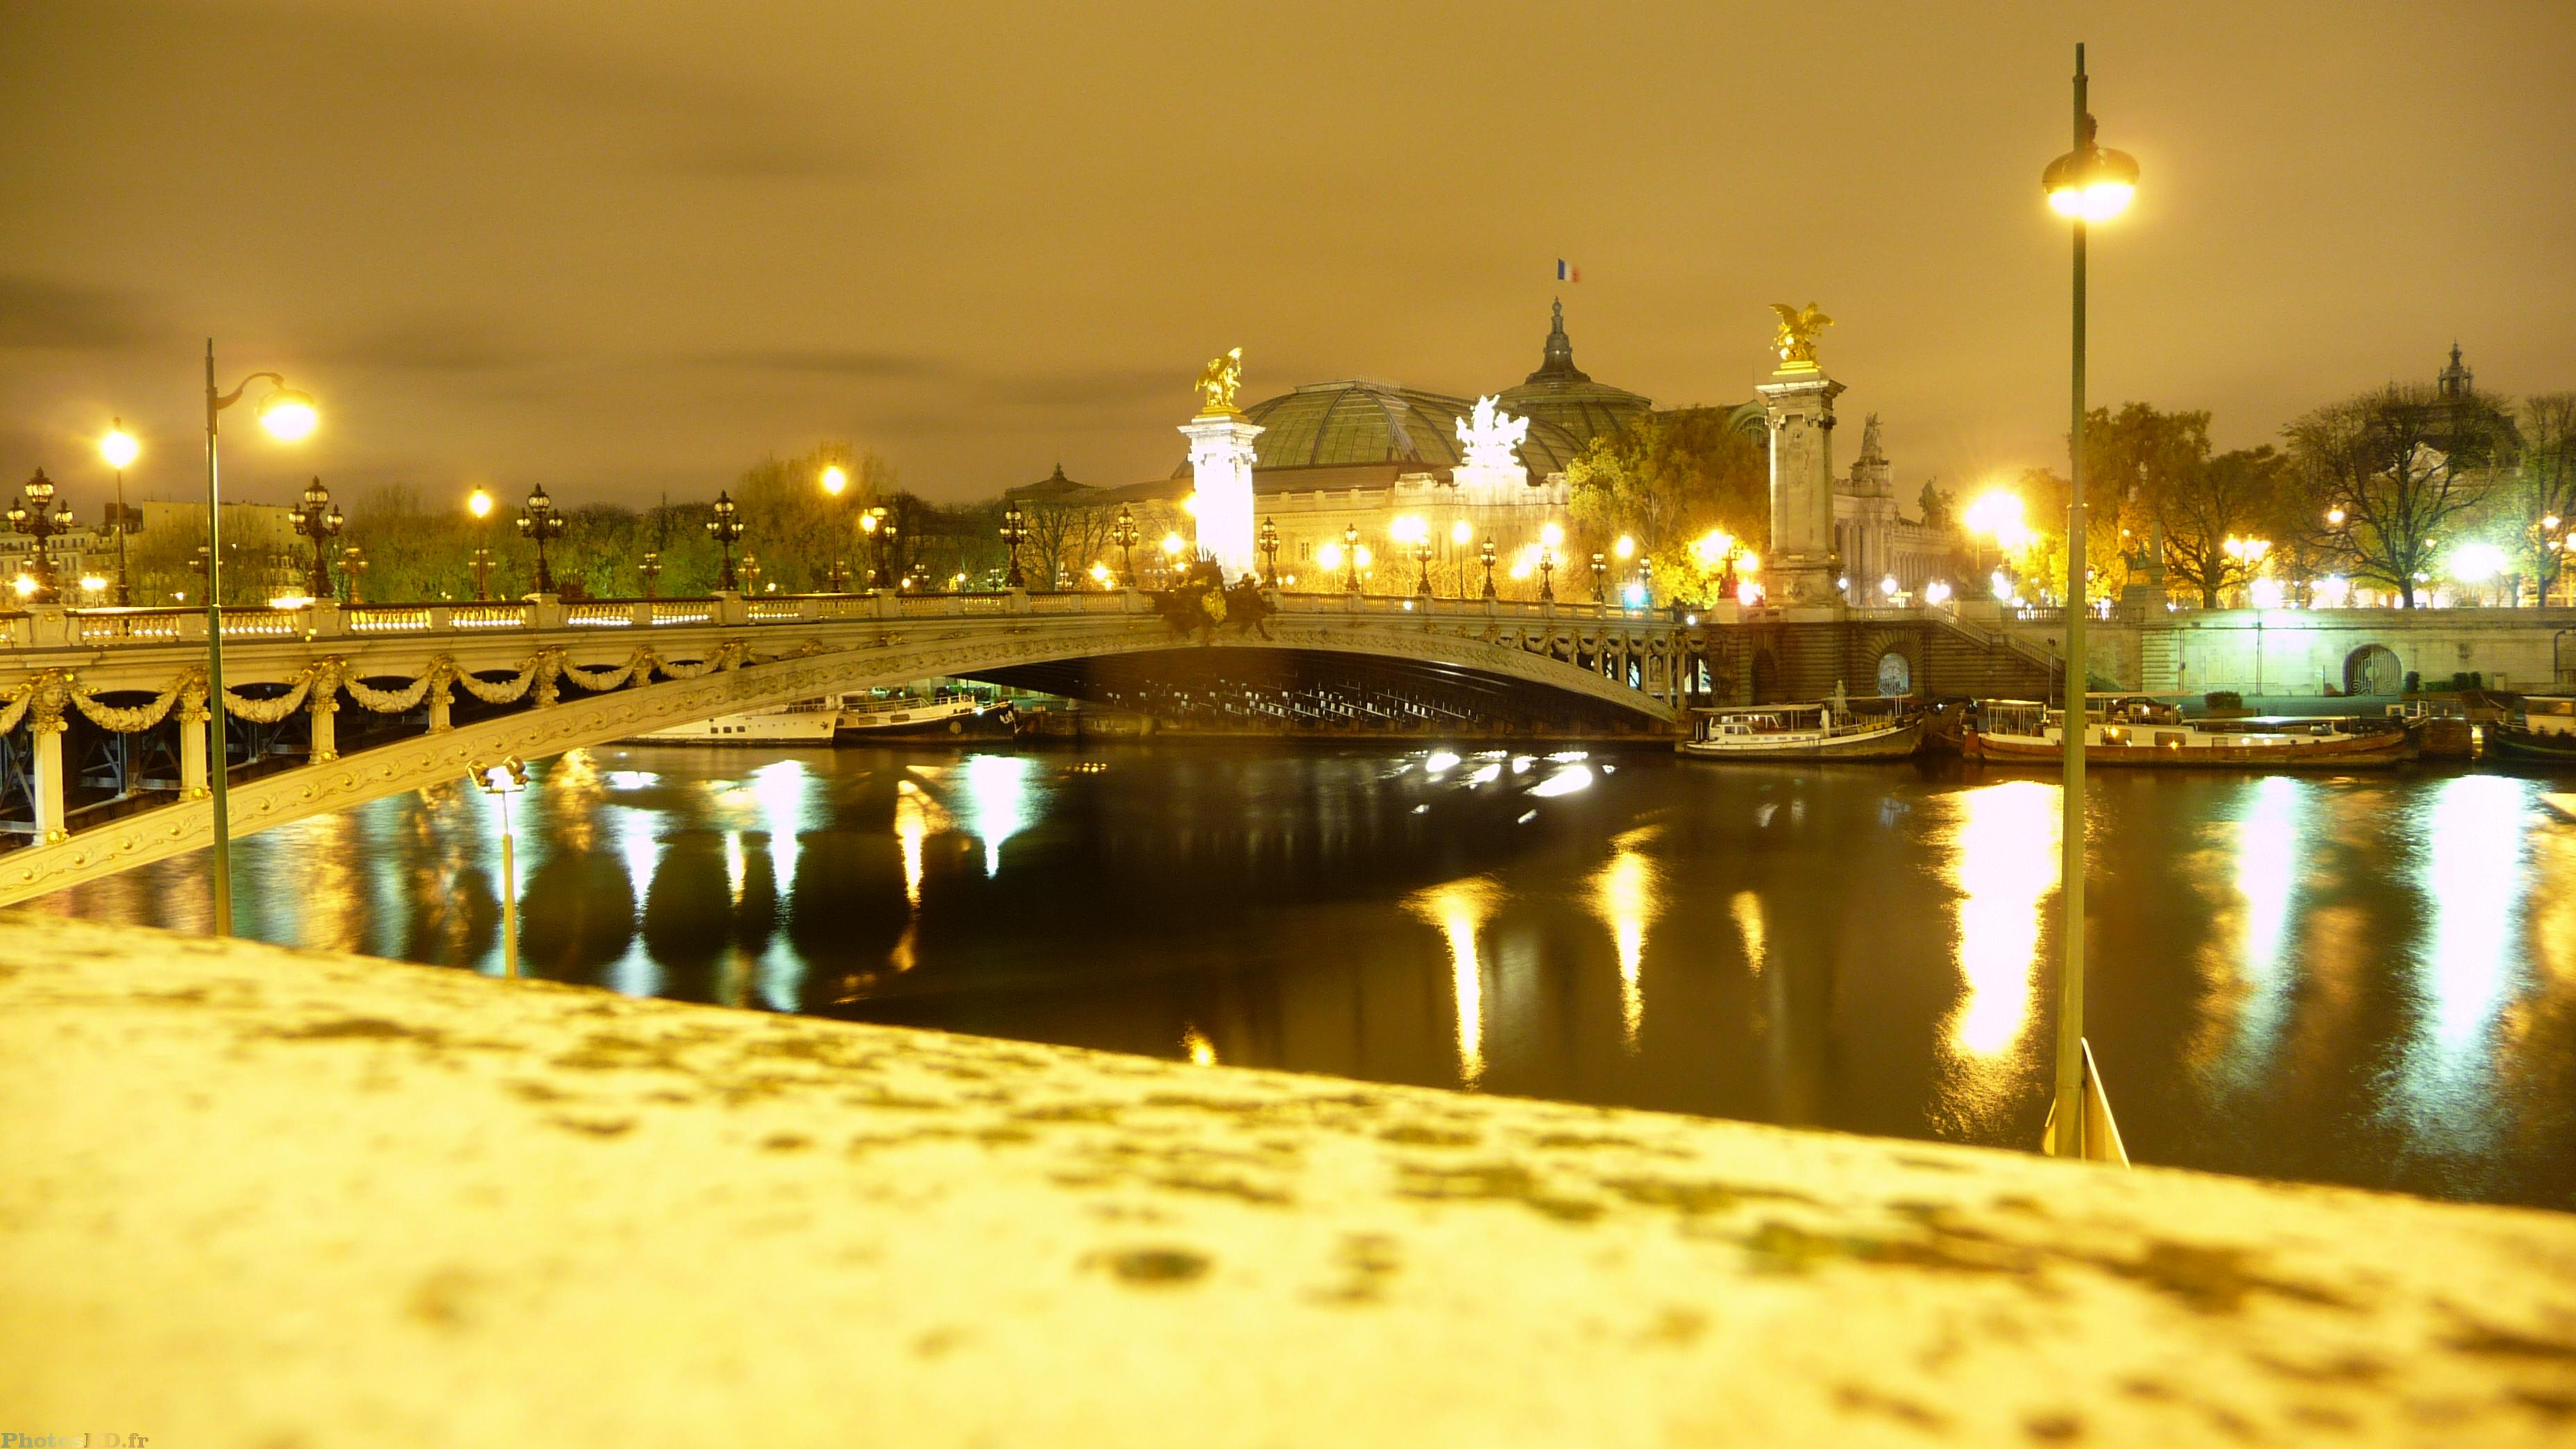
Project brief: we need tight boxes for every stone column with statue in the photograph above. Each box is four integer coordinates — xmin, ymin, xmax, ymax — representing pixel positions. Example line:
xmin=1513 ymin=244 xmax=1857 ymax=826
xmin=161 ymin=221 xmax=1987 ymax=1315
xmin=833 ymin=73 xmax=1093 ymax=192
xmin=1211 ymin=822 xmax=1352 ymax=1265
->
xmin=1755 ymin=303 xmax=1847 ymax=613
xmin=1179 ymin=348 xmax=1262 ymax=580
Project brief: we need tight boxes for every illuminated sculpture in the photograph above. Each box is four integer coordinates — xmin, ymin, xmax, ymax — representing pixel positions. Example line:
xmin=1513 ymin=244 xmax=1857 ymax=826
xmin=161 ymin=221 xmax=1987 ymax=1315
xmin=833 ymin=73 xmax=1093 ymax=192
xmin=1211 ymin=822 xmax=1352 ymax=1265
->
xmin=1454 ymin=396 xmax=1531 ymax=473
xmin=1194 ymin=347 xmax=1244 ymax=416
xmin=1769 ymin=302 xmax=1833 ymax=371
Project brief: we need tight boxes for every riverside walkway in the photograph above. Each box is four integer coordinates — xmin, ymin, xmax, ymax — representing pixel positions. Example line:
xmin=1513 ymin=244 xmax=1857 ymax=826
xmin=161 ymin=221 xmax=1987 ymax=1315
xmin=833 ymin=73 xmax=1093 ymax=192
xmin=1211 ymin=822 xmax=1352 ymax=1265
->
xmin=3 ymin=914 xmax=2573 ymax=1445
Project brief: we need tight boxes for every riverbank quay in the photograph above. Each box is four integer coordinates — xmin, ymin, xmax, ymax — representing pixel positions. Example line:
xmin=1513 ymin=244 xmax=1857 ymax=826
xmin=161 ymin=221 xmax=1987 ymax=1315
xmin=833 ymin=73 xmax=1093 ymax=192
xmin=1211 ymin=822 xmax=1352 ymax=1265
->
xmin=3 ymin=917 xmax=2573 ymax=1445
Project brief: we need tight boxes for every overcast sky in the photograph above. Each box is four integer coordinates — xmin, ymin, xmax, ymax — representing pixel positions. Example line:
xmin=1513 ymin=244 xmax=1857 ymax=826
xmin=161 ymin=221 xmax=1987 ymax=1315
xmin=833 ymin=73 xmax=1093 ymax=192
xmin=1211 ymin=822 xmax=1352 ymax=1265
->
xmin=3 ymin=0 xmax=2570 ymax=514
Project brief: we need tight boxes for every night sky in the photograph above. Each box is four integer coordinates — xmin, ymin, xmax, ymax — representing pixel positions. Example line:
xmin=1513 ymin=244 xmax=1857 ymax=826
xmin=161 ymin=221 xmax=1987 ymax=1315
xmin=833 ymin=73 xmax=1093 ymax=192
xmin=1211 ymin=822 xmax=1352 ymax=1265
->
xmin=3 ymin=1 xmax=2570 ymax=512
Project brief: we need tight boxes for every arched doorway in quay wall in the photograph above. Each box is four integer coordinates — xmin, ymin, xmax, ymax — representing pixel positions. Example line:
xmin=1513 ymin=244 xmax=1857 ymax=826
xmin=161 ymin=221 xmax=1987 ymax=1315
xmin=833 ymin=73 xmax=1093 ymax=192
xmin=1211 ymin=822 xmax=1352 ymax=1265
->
xmin=2345 ymin=644 xmax=2404 ymax=696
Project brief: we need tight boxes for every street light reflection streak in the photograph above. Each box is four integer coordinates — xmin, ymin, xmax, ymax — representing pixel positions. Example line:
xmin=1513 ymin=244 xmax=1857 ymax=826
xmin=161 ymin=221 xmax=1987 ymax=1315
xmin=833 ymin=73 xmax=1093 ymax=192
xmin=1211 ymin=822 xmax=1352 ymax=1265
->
xmin=892 ymin=779 xmax=956 ymax=907
xmin=2219 ymin=778 xmax=2302 ymax=1079
xmin=2393 ymin=775 xmax=2532 ymax=1146
xmin=1405 ymin=876 xmax=1504 ymax=1088
xmin=1944 ymin=781 xmax=2058 ymax=1060
xmin=1590 ymin=831 xmax=1663 ymax=1052
xmin=958 ymin=754 xmax=1036 ymax=878
xmin=1731 ymin=890 xmax=1766 ymax=976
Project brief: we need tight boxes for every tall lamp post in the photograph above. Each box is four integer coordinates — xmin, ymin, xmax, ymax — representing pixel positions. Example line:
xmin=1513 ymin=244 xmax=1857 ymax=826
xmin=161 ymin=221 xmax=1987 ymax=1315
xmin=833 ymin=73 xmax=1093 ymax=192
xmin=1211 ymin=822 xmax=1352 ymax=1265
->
xmin=2040 ymin=42 xmax=2138 ymax=1162
xmin=999 ymin=502 xmax=1030 ymax=588
xmin=6 ymin=471 xmax=75 ymax=601
xmin=1111 ymin=505 xmax=1139 ymax=587
xmin=1341 ymin=523 xmax=1361 ymax=593
xmin=289 ymin=477 xmax=342 ymax=601
xmin=101 ymin=421 xmax=139 ymax=605
xmin=638 ymin=550 xmax=661 ymax=600
xmin=707 ymin=490 xmax=745 ymax=590
xmin=1257 ymin=517 xmax=1280 ymax=586
xmin=1590 ymin=550 xmax=1607 ymax=602
xmin=1479 ymin=536 xmax=1498 ymax=599
xmin=517 ymin=483 xmax=564 ymax=595
xmin=202 ymin=343 xmax=317 ymax=938
xmin=340 ymin=545 xmax=368 ymax=604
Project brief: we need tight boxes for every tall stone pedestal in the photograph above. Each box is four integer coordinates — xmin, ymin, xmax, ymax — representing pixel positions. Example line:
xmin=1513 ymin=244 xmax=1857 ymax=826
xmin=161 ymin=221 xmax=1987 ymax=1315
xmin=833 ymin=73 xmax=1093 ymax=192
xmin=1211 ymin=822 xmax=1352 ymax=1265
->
xmin=1756 ymin=364 xmax=1846 ymax=611
xmin=1180 ymin=414 xmax=1262 ymax=580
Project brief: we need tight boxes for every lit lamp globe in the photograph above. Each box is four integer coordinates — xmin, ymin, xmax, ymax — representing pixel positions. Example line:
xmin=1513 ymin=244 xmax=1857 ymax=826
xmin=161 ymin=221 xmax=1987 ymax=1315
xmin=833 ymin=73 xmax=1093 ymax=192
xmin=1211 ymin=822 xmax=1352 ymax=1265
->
xmin=101 ymin=427 xmax=140 ymax=471
xmin=468 ymin=488 xmax=494 ymax=519
xmin=257 ymin=388 xmax=319 ymax=442
xmin=821 ymin=464 xmax=848 ymax=497
xmin=2043 ymin=137 xmax=2139 ymax=221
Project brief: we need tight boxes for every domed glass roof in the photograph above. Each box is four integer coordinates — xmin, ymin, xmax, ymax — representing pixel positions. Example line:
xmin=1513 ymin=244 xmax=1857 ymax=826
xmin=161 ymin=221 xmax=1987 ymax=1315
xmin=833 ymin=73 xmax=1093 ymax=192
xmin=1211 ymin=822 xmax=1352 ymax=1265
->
xmin=1495 ymin=299 xmax=1652 ymax=448
xmin=1178 ymin=379 xmax=1584 ymax=477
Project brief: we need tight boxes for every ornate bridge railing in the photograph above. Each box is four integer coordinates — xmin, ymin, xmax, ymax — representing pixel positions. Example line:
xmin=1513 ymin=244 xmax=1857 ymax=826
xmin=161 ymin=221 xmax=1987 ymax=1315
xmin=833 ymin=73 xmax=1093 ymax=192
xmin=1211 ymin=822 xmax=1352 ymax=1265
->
xmin=0 ymin=587 xmax=1711 ymax=901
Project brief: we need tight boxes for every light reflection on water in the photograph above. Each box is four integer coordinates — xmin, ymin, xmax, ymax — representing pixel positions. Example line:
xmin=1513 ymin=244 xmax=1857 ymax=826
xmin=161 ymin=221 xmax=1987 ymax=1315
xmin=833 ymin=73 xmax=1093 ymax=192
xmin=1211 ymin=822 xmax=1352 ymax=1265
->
xmin=36 ymin=743 xmax=2576 ymax=1210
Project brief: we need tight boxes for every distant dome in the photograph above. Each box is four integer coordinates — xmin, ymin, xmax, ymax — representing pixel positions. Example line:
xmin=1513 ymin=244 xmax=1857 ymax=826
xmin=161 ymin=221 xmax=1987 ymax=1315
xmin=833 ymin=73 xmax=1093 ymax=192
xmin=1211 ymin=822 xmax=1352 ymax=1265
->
xmin=1180 ymin=378 xmax=1585 ymax=477
xmin=1495 ymin=299 xmax=1652 ymax=448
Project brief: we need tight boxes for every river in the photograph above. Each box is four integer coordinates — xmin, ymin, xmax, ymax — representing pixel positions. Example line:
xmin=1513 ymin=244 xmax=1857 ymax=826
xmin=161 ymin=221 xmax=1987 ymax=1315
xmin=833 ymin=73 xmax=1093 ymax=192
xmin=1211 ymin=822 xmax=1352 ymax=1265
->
xmin=40 ymin=742 xmax=2576 ymax=1212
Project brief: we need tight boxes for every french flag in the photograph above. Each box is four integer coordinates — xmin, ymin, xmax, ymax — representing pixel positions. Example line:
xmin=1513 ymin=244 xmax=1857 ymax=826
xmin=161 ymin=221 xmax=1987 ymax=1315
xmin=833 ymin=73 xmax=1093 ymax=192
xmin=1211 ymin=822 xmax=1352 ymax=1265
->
xmin=1556 ymin=259 xmax=1580 ymax=283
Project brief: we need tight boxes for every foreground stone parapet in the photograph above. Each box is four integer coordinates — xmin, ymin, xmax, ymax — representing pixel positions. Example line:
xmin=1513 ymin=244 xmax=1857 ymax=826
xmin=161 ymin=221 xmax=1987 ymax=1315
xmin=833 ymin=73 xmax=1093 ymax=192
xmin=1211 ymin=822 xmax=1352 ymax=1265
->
xmin=3 ymin=917 xmax=2573 ymax=1446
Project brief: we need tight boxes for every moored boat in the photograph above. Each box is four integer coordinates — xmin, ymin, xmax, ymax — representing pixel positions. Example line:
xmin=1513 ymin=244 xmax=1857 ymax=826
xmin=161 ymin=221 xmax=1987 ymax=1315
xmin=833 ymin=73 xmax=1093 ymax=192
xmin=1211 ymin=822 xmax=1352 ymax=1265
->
xmin=834 ymin=686 xmax=1012 ymax=739
xmin=622 ymin=699 xmax=843 ymax=746
xmin=2484 ymin=694 xmax=2576 ymax=763
xmin=1678 ymin=700 xmax=1923 ymax=761
xmin=1963 ymin=696 xmax=2414 ymax=769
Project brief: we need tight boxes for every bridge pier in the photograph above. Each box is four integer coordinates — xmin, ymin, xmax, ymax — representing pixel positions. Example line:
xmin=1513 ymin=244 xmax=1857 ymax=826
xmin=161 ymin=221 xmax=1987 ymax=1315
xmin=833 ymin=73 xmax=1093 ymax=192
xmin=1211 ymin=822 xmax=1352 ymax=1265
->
xmin=310 ymin=679 xmax=340 ymax=763
xmin=179 ymin=684 xmax=209 ymax=799
xmin=30 ymin=704 xmax=65 ymax=845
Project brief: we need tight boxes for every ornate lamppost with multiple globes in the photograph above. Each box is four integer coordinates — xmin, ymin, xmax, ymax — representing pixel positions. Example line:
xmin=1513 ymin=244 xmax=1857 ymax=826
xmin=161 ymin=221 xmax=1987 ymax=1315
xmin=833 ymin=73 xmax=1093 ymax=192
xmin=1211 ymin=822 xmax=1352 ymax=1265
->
xmin=706 ymin=491 xmax=745 ymax=590
xmin=1111 ymin=505 xmax=1139 ymax=587
xmin=289 ymin=477 xmax=342 ymax=601
xmin=101 ymin=421 xmax=139 ymax=605
xmin=201 ymin=343 xmax=317 ymax=937
xmin=1257 ymin=517 xmax=1280 ymax=586
xmin=1341 ymin=523 xmax=1361 ymax=593
xmin=6 ymin=470 xmax=74 ymax=601
xmin=1479 ymin=536 xmax=1498 ymax=599
xmin=2039 ymin=41 xmax=2138 ymax=1162
xmin=516 ymin=483 xmax=564 ymax=596
xmin=999 ymin=502 xmax=1030 ymax=589
xmin=638 ymin=550 xmax=661 ymax=599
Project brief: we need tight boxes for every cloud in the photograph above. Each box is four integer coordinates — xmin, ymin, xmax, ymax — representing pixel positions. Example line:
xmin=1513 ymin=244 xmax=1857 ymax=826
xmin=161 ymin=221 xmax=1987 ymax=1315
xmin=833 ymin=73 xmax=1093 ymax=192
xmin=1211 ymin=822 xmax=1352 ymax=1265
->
xmin=315 ymin=313 xmax=544 ymax=373
xmin=695 ymin=348 xmax=944 ymax=379
xmin=0 ymin=275 xmax=157 ymax=350
xmin=978 ymin=368 xmax=1176 ymax=411
xmin=666 ymin=130 xmax=867 ymax=181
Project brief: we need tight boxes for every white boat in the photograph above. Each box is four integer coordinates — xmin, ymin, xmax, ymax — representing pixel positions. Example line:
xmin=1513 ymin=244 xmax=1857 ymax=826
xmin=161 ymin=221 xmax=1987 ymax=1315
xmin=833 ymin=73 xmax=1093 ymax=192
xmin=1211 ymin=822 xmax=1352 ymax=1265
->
xmin=833 ymin=687 xmax=1011 ymax=739
xmin=623 ymin=700 xmax=842 ymax=746
xmin=1963 ymin=696 xmax=2414 ymax=769
xmin=1677 ymin=701 xmax=1922 ymax=761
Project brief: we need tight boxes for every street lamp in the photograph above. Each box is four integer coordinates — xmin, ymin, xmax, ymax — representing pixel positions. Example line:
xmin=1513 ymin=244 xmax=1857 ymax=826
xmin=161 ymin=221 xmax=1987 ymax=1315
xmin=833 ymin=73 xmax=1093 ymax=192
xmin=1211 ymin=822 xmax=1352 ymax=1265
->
xmin=2038 ymin=41 xmax=2138 ymax=1162
xmin=820 ymin=463 xmax=849 ymax=497
xmin=1590 ymin=550 xmax=1607 ymax=600
xmin=6 ymin=470 xmax=75 ymax=602
xmin=706 ymin=490 xmax=745 ymax=590
xmin=1341 ymin=523 xmax=1361 ymax=593
xmin=1257 ymin=517 xmax=1280 ymax=586
xmin=289 ymin=477 xmax=343 ymax=601
xmin=1479 ymin=536 xmax=1498 ymax=599
xmin=340 ymin=545 xmax=368 ymax=604
xmin=1539 ymin=545 xmax=1557 ymax=602
xmin=469 ymin=548 xmax=497 ymax=600
xmin=638 ymin=550 xmax=661 ymax=599
xmin=516 ymin=483 xmax=565 ymax=596
xmin=999 ymin=502 xmax=1030 ymax=589
xmin=1111 ymin=505 xmax=1139 ymax=587
xmin=201 ymin=342 xmax=319 ymax=937
xmin=101 ymin=421 xmax=139 ymax=605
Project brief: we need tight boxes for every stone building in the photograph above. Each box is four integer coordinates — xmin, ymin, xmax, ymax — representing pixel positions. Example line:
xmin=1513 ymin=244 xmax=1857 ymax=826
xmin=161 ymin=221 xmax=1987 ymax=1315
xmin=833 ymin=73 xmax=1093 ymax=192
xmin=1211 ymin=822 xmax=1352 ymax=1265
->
xmin=1833 ymin=415 xmax=1963 ymax=604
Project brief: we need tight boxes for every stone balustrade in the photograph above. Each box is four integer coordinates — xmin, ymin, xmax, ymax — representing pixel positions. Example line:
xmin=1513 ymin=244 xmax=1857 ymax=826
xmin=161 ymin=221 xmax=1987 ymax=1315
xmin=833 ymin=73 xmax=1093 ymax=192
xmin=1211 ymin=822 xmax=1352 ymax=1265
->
xmin=4 ymin=913 xmax=2573 ymax=1445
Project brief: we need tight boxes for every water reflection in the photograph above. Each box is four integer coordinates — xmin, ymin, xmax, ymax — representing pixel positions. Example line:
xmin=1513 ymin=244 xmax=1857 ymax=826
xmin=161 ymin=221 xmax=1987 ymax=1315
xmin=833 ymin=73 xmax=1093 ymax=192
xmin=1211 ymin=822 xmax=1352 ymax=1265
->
xmin=2393 ymin=774 xmax=2532 ymax=1152
xmin=46 ymin=743 xmax=2576 ymax=1211
xmin=1406 ymin=876 xmax=1502 ymax=1088
xmin=1933 ymin=781 xmax=2055 ymax=1135
xmin=1589 ymin=827 xmax=1662 ymax=1051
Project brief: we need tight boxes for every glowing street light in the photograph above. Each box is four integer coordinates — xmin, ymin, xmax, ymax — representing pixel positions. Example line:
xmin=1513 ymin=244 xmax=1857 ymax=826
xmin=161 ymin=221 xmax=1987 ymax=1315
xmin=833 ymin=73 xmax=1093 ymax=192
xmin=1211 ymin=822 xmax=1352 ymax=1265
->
xmin=100 ymin=421 xmax=139 ymax=605
xmin=706 ymin=490 xmax=745 ymax=590
xmin=468 ymin=487 xmax=493 ymax=520
xmin=820 ymin=463 xmax=849 ymax=497
xmin=199 ymin=342 xmax=319 ymax=938
xmin=2037 ymin=41 xmax=2139 ymax=1162
xmin=1613 ymin=534 xmax=1636 ymax=561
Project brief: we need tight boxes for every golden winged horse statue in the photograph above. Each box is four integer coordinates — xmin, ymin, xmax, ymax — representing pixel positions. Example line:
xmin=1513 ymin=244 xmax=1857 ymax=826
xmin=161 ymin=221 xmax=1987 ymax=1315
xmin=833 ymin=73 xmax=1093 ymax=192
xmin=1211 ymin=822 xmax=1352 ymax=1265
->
xmin=1769 ymin=303 xmax=1831 ymax=369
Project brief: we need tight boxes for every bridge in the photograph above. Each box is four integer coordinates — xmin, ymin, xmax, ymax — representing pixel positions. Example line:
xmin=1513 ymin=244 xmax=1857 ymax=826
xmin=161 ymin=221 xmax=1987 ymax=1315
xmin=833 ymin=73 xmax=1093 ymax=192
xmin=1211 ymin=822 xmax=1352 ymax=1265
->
xmin=0 ymin=586 xmax=2073 ymax=903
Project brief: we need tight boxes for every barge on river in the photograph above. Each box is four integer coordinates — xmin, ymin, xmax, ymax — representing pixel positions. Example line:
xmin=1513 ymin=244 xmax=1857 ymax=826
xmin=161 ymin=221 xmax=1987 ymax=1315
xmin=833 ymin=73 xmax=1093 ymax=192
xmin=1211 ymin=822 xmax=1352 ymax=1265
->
xmin=2485 ymin=694 xmax=2576 ymax=763
xmin=1962 ymin=697 xmax=2415 ymax=770
xmin=1678 ymin=701 xmax=1922 ymax=761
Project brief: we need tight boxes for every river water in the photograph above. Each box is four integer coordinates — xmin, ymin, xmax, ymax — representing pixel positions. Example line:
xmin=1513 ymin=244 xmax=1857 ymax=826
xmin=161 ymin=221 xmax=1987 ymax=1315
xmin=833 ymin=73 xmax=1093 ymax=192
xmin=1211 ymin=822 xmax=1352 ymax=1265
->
xmin=42 ymin=743 xmax=2576 ymax=1212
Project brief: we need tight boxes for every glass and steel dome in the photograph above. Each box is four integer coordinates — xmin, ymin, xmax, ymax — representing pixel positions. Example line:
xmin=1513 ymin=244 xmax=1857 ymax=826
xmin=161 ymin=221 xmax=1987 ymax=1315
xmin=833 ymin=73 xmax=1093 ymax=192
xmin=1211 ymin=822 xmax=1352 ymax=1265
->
xmin=1494 ymin=299 xmax=1653 ymax=448
xmin=1177 ymin=379 xmax=1584 ymax=477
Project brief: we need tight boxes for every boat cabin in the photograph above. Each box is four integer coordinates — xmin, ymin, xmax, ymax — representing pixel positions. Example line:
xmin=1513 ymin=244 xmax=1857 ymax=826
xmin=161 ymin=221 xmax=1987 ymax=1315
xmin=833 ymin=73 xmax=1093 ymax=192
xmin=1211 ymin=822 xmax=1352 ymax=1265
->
xmin=2520 ymin=695 xmax=2576 ymax=738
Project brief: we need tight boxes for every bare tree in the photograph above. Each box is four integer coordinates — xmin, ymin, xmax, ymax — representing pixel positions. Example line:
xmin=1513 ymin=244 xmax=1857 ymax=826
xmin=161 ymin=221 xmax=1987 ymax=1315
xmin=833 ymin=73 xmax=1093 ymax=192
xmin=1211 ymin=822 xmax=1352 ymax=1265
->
xmin=2157 ymin=446 xmax=2288 ymax=608
xmin=2287 ymin=384 xmax=2516 ymax=608
xmin=2514 ymin=393 xmax=2576 ymax=601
